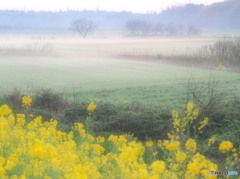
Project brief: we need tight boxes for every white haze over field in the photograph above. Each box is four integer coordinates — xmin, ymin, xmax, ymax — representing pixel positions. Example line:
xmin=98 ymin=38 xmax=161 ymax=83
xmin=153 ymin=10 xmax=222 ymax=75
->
xmin=0 ymin=0 xmax=225 ymax=13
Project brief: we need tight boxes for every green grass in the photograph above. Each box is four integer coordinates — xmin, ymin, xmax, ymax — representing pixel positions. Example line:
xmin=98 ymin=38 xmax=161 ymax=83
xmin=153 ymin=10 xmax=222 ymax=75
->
xmin=0 ymin=35 xmax=240 ymax=109
xmin=0 ymin=35 xmax=240 ymax=140
xmin=0 ymin=56 xmax=239 ymax=109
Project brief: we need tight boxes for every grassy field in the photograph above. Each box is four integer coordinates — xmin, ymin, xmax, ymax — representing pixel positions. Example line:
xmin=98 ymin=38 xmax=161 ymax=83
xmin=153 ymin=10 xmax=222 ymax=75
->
xmin=0 ymin=35 xmax=240 ymax=178
xmin=0 ymin=35 xmax=240 ymax=109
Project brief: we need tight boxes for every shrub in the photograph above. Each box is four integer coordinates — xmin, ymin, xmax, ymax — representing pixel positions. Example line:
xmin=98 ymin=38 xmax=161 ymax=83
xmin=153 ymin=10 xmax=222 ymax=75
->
xmin=92 ymin=101 xmax=118 ymax=121
xmin=160 ymin=39 xmax=240 ymax=67
xmin=218 ymin=98 xmax=240 ymax=143
xmin=2 ymin=88 xmax=22 ymax=110
xmin=198 ymin=40 xmax=240 ymax=63
xmin=184 ymin=78 xmax=225 ymax=118
xmin=183 ymin=77 xmax=228 ymax=139
xmin=33 ymin=89 xmax=70 ymax=113
xmin=106 ymin=116 xmax=171 ymax=140
xmin=62 ymin=103 xmax=89 ymax=124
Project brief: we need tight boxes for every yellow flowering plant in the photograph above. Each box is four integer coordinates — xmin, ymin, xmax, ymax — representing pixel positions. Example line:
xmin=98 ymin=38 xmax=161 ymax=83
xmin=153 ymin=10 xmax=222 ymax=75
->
xmin=146 ymin=141 xmax=154 ymax=147
xmin=87 ymin=102 xmax=96 ymax=112
xmin=22 ymin=96 xmax=32 ymax=108
xmin=85 ymin=101 xmax=97 ymax=131
xmin=0 ymin=102 xmax=238 ymax=179
xmin=172 ymin=102 xmax=208 ymax=139
xmin=0 ymin=105 xmax=12 ymax=116
xmin=219 ymin=141 xmax=234 ymax=153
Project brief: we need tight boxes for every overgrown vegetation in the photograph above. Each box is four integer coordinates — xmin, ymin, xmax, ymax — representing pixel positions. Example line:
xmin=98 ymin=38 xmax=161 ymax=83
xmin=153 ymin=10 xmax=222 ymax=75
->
xmin=158 ymin=39 xmax=240 ymax=69
xmin=0 ymin=41 xmax=53 ymax=56
xmin=182 ymin=78 xmax=240 ymax=143
xmin=1 ymin=76 xmax=239 ymax=144
xmin=0 ymin=98 xmax=239 ymax=178
xmin=198 ymin=40 xmax=240 ymax=63
xmin=0 ymin=35 xmax=239 ymax=177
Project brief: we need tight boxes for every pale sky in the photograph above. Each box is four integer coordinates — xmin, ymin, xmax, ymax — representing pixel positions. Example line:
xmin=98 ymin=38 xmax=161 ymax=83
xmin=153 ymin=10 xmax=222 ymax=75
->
xmin=0 ymin=0 xmax=225 ymax=13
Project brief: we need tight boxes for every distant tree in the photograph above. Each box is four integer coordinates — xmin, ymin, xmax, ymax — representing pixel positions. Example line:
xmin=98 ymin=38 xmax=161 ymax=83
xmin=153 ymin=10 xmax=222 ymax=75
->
xmin=165 ymin=24 xmax=178 ymax=35
xmin=187 ymin=25 xmax=201 ymax=35
xmin=70 ymin=18 xmax=96 ymax=38
xmin=125 ymin=20 xmax=152 ymax=36
xmin=153 ymin=23 xmax=164 ymax=36
xmin=175 ymin=24 xmax=184 ymax=35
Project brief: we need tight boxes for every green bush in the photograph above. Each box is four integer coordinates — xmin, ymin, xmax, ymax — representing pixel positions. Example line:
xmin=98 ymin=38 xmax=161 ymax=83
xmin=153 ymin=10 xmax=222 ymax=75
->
xmin=2 ymin=88 xmax=22 ymax=110
xmin=106 ymin=116 xmax=171 ymax=140
xmin=218 ymin=98 xmax=240 ymax=143
xmin=62 ymin=103 xmax=89 ymax=124
xmin=33 ymin=89 xmax=70 ymax=113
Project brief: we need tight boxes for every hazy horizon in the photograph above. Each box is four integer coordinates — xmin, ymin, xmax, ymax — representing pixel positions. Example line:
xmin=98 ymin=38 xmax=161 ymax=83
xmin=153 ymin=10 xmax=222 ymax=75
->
xmin=0 ymin=0 xmax=225 ymax=13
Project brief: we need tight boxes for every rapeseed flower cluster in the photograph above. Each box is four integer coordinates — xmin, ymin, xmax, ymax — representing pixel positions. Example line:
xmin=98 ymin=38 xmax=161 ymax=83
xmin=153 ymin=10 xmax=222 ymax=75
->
xmin=0 ymin=102 xmax=238 ymax=178
xmin=186 ymin=153 xmax=218 ymax=178
xmin=219 ymin=141 xmax=234 ymax=153
xmin=87 ymin=102 xmax=96 ymax=112
xmin=21 ymin=96 xmax=32 ymax=108
xmin=208 ymin=136 xmax=216 ymax=146
xmin=163 ymin=140 xmax=180 ymax=151
xmin=172 ymin=102 xmax=209 ymax=138
xmin=146 ymin=141 xmax=154 ymax=147
xmin=185 ymin=139 xmax=197 ymax=153
xmin=175 ymin=151 xmax=187 ymax=162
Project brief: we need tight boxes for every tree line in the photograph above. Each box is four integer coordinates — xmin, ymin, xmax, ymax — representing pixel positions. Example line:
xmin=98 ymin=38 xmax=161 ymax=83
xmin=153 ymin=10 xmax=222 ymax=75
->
xmin=125 ymin=20 xmax=201 ymax=36
xmin=70 ymin=18 xmax=201 ymax=38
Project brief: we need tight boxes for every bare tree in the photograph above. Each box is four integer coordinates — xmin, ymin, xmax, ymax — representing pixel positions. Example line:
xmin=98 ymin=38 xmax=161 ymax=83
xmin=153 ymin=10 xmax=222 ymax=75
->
xmin=70 ymin=18 xmax=96 ymax=38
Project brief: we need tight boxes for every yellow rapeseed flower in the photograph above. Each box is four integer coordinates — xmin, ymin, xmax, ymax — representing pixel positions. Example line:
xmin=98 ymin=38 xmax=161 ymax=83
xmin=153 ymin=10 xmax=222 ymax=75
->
xmin=108 ymin=135 xmax=127 ymax=146
xmin=186 ymin=102 xmax=194 ymax=114
xmin=92 ymin=144 xmax=105 ymax=155
xmin=146 ymin=141 xmax=154 ymax=147
xmin=87 ymin=102 xmax=96 ymax=112
xmin=163 ymin=140 xmax=180 ymax=151
xmin=175 ymin=151 xmax=187 ymax=162
xmin=187 ymin=153 xmax=218 ymax=177
xmin=22 ymin=96 xmax=32 ymax=108
xmin=198 ymin=117 xmax=208 ymax=133
xmin=219 ymin=141 xmax=234 ymax=153
xmin=0 ymin=104 xmax=224 ymax=178
xmin=186 ymin=102 xmax=199 ymax=120
xmin=0 ymin=116 xmax=10 ymax=133
xmin=208 ymin=137 xmax=216 ymax=146
xmin=187 ymin=161 xmax=200 ymax=175
xmin=0 ymin=105 xmax=12 ymax=116
xmin=0 ymin=165 xmax=5 ymax=177
xmin=150 ymin=160 xmax=165 ymax=173
xmin=96 ymin=136 xmax=105 ymax=143
xmin=185 ymin=139 xmax=197 ymax=153
xmin=0 ymin=157 xmax=5 ymax=165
